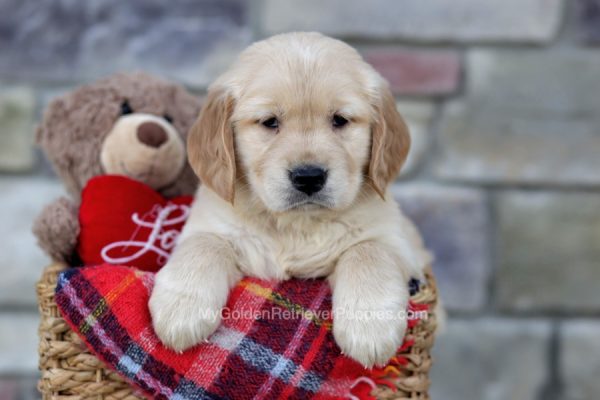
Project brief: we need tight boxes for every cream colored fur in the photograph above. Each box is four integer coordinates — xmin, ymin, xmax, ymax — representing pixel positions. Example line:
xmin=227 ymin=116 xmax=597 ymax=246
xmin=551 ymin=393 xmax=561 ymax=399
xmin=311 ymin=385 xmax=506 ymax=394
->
xmin=149 ymin=32 xmax=431 ymax=367
xmin=100 ymin=113 xmax=186 ymax=190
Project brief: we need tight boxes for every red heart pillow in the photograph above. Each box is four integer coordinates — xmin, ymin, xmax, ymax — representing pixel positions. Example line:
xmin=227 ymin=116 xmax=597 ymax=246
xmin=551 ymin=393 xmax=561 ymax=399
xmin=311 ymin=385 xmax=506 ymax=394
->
xmin=77 ymin=175 xmax=193 ymax=272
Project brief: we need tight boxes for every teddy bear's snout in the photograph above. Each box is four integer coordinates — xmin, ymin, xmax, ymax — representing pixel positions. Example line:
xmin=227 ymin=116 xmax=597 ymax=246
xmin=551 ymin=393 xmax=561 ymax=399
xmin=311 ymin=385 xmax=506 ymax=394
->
xmin=100 ymin=112 xmax=189 ymax=190
xmin=137 ymin=122 xmax=168 ymax=148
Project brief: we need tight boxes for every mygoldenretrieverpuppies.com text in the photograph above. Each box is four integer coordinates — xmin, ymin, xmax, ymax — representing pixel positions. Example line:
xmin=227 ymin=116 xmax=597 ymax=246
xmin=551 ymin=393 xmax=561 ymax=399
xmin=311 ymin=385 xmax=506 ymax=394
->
xmin=215 ymin=307 xmax=428 ymax=322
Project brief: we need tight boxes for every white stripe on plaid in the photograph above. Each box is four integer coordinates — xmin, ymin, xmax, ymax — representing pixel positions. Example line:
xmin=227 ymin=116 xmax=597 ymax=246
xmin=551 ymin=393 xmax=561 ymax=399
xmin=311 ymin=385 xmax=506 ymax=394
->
xmin=183 ymin=279 xmax=278 ymax=388
xmin=254 ymin=283 xmax=330 ymax=399
xmin=210 ymin=326 xmax=245 ymax=350
xmin=236 ymin=332 xmax=323 ymax=393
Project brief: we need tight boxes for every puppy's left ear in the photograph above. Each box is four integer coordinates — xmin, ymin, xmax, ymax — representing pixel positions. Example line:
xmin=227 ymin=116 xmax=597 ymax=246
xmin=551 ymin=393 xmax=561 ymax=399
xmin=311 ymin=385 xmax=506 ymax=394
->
xmin=187 ymin=87 xmax=236 ymax=204
xmin=368 ymin=86 xmax=411 ymax=199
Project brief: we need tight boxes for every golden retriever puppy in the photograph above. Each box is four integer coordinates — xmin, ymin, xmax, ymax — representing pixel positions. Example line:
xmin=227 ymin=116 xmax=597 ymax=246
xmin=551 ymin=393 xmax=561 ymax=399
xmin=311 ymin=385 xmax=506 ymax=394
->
xmin=149 ymin=32 xmax=431 ymax=367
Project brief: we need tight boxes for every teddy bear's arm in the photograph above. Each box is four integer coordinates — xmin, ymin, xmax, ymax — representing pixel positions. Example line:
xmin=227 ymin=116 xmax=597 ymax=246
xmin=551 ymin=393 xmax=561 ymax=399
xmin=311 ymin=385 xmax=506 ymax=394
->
xmin=33 ymin=197 xmax=80 ymax=265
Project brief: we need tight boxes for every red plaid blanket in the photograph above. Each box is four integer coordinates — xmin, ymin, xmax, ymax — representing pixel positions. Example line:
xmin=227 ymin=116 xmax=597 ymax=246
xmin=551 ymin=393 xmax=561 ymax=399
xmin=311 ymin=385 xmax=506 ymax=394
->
xmin=55 ymin=264 xmax=426 ymax=399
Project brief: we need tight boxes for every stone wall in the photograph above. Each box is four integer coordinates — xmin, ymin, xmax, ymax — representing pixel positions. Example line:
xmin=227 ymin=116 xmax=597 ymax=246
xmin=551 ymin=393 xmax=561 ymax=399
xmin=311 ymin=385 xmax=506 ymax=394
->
xmin=1 ymin=1 xmax=599 ymax=398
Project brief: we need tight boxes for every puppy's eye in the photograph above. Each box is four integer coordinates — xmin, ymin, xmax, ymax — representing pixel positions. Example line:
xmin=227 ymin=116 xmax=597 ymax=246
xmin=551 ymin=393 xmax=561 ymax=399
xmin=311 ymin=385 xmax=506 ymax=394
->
xmin=163 ymin=114 xmax=173 ymax=123
xmin=332 ymin=114 xmax=349 ymax=128
xmin=121 ymin=101 xmax=133 ymax=115
xmin=262 ymin=117 xmax=279 ymax=129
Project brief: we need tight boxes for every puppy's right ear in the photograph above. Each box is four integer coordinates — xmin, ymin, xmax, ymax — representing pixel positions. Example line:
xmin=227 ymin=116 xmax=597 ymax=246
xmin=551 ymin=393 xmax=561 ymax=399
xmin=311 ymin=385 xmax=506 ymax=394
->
xmin=187 ymin=87 xmax=236 ymax=204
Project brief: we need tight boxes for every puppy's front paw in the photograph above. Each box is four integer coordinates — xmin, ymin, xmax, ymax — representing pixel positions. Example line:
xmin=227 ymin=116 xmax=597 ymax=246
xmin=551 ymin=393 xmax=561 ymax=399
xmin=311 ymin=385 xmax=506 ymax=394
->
xmin=149 ymin=282 xmax=222 ymax=352
xmin=333 ymin=309 xmax=407 ymax=368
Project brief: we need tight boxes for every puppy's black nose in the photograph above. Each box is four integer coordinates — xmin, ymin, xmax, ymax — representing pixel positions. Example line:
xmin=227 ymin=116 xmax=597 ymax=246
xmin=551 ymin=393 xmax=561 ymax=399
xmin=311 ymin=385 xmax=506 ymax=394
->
xmin=289 ymin=165 xmax=327 ymax=196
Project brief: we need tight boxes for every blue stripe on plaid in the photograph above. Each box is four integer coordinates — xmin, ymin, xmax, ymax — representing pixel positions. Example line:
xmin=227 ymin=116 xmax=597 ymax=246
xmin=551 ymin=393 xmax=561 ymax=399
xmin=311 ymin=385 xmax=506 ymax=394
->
xmin=118 ymin=344 xmax=147 ymax=379
xmin=172 ymin=378 xmax=221 ymax=400
xmin=235 ymin=336 xmax=324 ymax=393
xmin=210 ymin=325 xmax=325 ymax=393
xmin=55 ymin=267 xmax=75 ymax=292
xmin=118 ymin=354 xmax=142 ymax=377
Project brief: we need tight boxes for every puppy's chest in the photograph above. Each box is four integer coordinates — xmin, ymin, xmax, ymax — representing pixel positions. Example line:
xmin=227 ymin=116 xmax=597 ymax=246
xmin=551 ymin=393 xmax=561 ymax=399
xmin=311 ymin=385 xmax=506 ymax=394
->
xmin=232 ymin=218 xmax=363 ymax=279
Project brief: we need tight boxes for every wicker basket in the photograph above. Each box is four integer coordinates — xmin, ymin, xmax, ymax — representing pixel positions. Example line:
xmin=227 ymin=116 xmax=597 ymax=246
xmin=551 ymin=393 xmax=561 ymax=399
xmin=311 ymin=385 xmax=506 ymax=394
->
xmin=37 ymin=262 xmax=438 ymax=399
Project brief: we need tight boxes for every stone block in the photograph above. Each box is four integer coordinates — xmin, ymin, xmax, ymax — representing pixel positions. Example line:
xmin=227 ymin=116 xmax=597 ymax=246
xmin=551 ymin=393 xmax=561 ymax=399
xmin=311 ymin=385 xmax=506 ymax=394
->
xmin=0 ymin=87 xmax=35 ymax=172
xmin=575 ymin=0 xmax=600 ymax=43
xmin=0 ymin=177 xmax=64 ymax=307
xmin=363 ymin=48 xmax=460 ymax=96
xmin=0 ymin=313 xmax=39 ymax=374
xmin=260 ymin=0 xmax=563 ymax=43
xmin=560 ymin=320 xmax=600 ymax=400
xmin=0 ymin=376 xmax=39 ymax=400
xmin=393 ymin=183 xmax=491 ymax=312
xmin=435 ymin=49 xmax=600 ymax=186
xmin=495 ymin=191 xmax=600 ymax=312
xmin=0 ymin=0 xmax=252 ymax=87
xmin=431 ymin=318 xmax=551 ymax=400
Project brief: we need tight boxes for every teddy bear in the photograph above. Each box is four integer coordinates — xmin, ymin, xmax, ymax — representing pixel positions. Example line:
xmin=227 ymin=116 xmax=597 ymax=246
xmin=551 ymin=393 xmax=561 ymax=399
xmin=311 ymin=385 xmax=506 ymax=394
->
xmin=33 ymin=72 xmax=201 ymax=266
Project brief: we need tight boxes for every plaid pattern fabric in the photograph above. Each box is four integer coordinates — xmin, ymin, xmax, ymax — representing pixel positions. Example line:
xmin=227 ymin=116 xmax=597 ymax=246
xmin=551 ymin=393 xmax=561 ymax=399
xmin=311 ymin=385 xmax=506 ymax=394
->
xmin=55 ymin=264 xmax=424 ymax=400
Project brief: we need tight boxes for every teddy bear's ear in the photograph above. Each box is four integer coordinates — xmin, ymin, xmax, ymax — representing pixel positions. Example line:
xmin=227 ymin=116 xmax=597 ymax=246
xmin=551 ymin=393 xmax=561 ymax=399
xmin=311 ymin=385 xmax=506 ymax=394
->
xmin=187 ymin=87 xmax=236 ymax=204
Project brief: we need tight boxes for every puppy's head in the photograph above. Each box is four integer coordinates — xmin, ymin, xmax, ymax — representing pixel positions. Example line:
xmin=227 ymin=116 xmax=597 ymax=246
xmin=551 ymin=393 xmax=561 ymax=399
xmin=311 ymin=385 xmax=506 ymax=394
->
xmin=188 ymin=32 xmax=409 ymax=212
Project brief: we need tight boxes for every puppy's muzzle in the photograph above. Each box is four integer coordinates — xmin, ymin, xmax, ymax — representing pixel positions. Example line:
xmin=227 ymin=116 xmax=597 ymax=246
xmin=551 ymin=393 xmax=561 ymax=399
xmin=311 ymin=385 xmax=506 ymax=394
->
xmin=289 ymin=165 xmax=327 ymax=196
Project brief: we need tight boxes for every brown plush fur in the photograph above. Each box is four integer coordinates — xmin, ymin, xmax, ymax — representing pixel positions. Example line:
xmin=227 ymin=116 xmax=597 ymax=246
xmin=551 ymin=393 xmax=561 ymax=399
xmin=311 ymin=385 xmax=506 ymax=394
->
xmin=37 ymin=72 xmax=200 ymax=197
xmin=33 ymin=197 xmax=81 ymax=264
xmin=33 ymin=72 xmax=201 ymax=263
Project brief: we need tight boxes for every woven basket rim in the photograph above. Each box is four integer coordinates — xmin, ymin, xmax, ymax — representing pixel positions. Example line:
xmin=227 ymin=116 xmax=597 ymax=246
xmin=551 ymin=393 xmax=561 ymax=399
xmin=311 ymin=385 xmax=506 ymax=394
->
xmin=37 ymin=262 xmax=438 ymax=399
